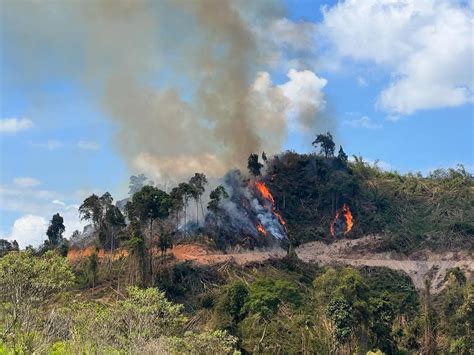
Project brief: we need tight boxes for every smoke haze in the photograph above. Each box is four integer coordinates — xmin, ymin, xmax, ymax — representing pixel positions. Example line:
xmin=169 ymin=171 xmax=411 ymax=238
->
xmin=2 ymin=0 xmax=329 ymax=180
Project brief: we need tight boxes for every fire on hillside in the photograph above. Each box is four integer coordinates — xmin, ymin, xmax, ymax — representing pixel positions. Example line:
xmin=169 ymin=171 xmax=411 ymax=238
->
xmin=330 ymin=203 xmax=354 ymax=237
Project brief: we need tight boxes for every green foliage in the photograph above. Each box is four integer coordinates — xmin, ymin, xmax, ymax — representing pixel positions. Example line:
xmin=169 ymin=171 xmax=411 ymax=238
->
xmin=162 ymin=330 xmax=239 ymax=355
xmin=207 ymin=185 xmax=229 ymax=214
xmin=247 ymin=153 xmax=264 ymax=177
xmin=337 ymin=145 xmax=348 ymax=164
xmin=326 ymin=297 xmax=356 ymax=343
xmin=132 ymin=185 xmax=171 ymax=223
xmin=439 ymin=270 xmax=473 ymax=354
xmin=86 ymin=251 xmax=98 ymax=288
xmin=243 ymin=278 xmax=302 ymax=318
xmin=267 ymin=151 xmax=473 ymax=253
xmin=312 ymin=131 xmax=335 ymax=157
xmin=0 ymin=251 xmax=74 ymax=351
xmin=46 ymin=213 xmax=65 ymax=247
xmin=0 ymin=239 xmax=18 ymax=257
xmin=215 ymin=281 xmax=249 ymax=331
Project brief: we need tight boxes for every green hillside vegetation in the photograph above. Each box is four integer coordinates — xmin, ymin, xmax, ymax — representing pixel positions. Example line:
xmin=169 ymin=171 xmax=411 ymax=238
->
xmin=0 ymin=251 xmax=472 ymax=354
xmin=1 ymin=133 xmax=473 ymax=353
xmin=266 ymin=147 xmax=473 ymax=254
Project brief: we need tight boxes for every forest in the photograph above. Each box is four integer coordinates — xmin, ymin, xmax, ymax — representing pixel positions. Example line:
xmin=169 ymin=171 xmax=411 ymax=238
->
xmin=0 ymin=133 xmax=473 ymax=354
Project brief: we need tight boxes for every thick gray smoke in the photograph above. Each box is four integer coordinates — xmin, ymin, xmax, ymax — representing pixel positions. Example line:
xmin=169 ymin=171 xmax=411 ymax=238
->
xmin=2 ymin=0 xmax=329 ymax=180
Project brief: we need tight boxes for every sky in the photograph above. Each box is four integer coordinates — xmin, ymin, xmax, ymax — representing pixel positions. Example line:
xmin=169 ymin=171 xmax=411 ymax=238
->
xmin=0 ymin=0 xmax=473 ymax=248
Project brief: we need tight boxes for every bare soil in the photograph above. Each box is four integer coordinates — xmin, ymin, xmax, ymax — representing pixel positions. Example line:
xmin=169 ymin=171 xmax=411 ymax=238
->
xmin=68 ymin=235 xmax=473 ymax=293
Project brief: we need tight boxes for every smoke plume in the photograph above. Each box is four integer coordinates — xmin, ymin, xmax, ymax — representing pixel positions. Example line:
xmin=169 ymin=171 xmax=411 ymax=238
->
xmin=2 ymin=0 xmax=328 ymax=180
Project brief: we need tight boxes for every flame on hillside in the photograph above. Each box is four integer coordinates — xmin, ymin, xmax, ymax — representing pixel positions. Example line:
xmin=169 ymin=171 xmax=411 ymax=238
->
xmin=256 ymin=223 xmax=268 ymax=236
xmin=254 ymin=180 xmax=287 ymax=233
xmin=330 ymin=203 xmax=354 ymax=237
xmin=255 ymin=181 xmax=275 ymax=204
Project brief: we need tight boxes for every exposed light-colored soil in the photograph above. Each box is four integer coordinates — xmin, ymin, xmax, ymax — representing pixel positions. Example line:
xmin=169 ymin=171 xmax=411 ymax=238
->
xmin=170 ymin=244 xmax=287 ymax=265
xmin=296 ymin=236 xmax=473 ymax=293
xmin=68 ymin=235 xmax=473 ymax=293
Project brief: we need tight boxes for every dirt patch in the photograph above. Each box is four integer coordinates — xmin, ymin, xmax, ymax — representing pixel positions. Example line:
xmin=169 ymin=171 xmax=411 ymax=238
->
xmin=67 ymin=236 xmax=473 ymax=293
xmin=295 ymin=235 xmax=474 ymax=293
xmin=171 ymin=244 xmax=286 ymax=265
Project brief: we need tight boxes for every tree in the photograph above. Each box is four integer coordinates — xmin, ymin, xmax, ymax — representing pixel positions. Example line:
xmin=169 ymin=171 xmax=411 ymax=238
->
xmin=338 ymin=145 xmax=348 ymax=164
xmin=86 ymin=252 xmax=98 ymax=288
xmin=128 ymin=174 xmax=149 ymax=195
xmin=105 ymin=204 xmax=126 ymax=252
xmin=248 ymin=153 xmax=264 ymax=177
xmin=262 ymin=151 xmax=268 ymax=163
xmin=132 ymin=186 xmax=171 ymax=280
xmin=79 ymin=194 xmax=103 ymax=228
xmin=0 ymin=239 xmax=19 ymax=257
xmin=170 ymin=186 xmax=185 ymax=233
xmin=127 ymin=221 xmax=147 ymax=286
xmin=207 ymin=186 xmax=229 ymax=237
xmin=207 ymin=185 xmax=229 ymax=214
xmin=45 ymin=213 xmax=65 ymax=248
xmin=215 ymin=281 xmax=249 ymax=331
xmin=188 ymin=173 xmax=208 ymax=222
xmin=176 ymin=183 xmax=194 ymax=234
xmin=132 ymin=186 xmax=171 ymax=239
xmin=312 ymin=132 xmax=335 ymax=158
xmin=0 ymin=251 xmax=74 ymax=342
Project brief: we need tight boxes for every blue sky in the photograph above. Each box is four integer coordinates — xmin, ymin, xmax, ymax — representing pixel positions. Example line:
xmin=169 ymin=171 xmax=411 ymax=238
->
xmin=0 ymin=0 xmax=472 ymax=247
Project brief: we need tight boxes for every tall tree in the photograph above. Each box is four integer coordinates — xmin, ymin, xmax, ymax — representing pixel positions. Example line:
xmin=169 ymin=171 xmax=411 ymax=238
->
xmin=177 ymin=182 xmax=194 ymax=234
xmin=105 ymin=204 xmax=126 ymax=253
xmin=132 ymin=186 xmax=171 ymax=239
xmin=46 ymin=213 xmax=65 ymax=248
xmin=127 ymin=220 xmax=147 ymax=286
xmin=132 ymin=186 xmax=171 ymax=279
xmin=170 ymin=186 xmax=185 ymax=233
xmin=207 ymin=185 xmax=229 ymax=237
xmin=312 ymin=132 xmax=336 ymax=158
xmin=338 ymin=145 xmax=348 ymax=164
xmin=79 ymin=194 xmax=103 ymax=228
xmin=248 ymin=153 xmax=264 ymax=177
xmin=189 ymin=173 xmax=208 ymax=222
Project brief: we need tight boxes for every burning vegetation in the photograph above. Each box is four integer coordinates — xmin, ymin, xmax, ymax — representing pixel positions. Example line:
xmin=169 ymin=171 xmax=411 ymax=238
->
xmin=330 ymin=203 xmax=354 ymax=237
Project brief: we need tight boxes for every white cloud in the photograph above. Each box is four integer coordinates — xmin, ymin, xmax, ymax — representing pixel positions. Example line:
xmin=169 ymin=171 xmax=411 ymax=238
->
xmin=13 ymin=177 xmax=41 ymax=188
xmin=321 ymin=0 xmax=473 ymax=114
xmin=278 ymin=69 xmax=327 ymax=131
xmin=9 ymin=214 xmax=47 ymax=248
xmin=77 ymin=140 xmax=99 ymax=150
xmin=344 ymin=116 xmax=382 ymax=129
xmin=52 ymin=199 xmax=66 ymax=206
xmin=33 ymin=140 xmax=62 ymax=150
xmin=0 ymin=117 xmax=34 ymax=133
xmin=1 ymin=182 xmax=85 ymax=247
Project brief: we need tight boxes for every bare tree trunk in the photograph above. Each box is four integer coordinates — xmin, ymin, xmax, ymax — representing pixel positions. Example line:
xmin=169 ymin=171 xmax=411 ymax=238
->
xmin=149 ymin=218 xmax=153 ymax=285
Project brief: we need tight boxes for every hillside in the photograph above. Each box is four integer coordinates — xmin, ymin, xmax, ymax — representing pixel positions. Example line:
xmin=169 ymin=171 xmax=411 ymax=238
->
xmin=2 ymin=148 xmax=473 ymax=354
xmin=265 ymin=151 xmax=474 ymax=254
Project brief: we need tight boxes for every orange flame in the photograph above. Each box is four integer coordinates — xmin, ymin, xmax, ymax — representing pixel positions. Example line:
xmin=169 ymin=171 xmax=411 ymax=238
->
xmin=330 ymin=203 xmax=354 ymax=237
xmin=273 ymin=210 xmax=286 ymax=226
xmin=256 ymin=223 xmax=268 ymax=236
xmin=254 ymin=181 xmax=287 ymax=230
xmin=255 ymin=181 xmax=275 ymax=204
